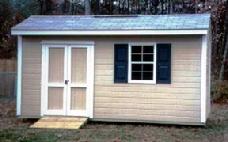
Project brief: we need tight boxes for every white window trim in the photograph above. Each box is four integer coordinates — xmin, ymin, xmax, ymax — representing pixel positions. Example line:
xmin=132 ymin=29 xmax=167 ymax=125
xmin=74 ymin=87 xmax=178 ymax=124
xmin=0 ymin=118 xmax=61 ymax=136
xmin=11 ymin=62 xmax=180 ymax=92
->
xmin=16 ymin=36 xmax=22 ymax=116
xmin=128 ymin=42 xmax=156 ymax=84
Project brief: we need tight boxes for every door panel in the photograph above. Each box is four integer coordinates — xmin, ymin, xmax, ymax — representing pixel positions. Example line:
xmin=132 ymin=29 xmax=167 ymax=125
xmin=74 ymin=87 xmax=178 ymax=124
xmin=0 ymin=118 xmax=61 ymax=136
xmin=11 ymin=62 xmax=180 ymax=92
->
xmin=67 ymin=47 xmax=88 ymax=116
xmin=71 ymin=48 xmax=87 ymax=84
xmin=48 ymin=48 xmax=65 ymax=83
xmin=48 ymin=87 xmax=64 ymax=109
xmin=70 ymin=88 xmax=86 ymax=110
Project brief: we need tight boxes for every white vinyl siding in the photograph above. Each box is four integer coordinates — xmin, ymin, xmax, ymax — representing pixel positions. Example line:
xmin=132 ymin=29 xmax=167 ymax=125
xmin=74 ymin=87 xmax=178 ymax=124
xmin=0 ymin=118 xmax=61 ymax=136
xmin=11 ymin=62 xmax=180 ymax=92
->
xmin=21 ymin=38 xmax=42 ymax=116
xmin=94 ymin=36 xmax=202 ymax=123
xmin=21 ymin=36 xmax=203 ymax=124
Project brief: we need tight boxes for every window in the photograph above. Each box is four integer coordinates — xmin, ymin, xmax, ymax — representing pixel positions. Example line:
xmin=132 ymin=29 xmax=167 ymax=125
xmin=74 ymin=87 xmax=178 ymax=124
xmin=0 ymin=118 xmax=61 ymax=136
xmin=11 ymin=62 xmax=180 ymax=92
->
xmin=114 ymin=43 xmax=171 ymax=84
xmin=129 ymin=44 xmax=156 ymax=83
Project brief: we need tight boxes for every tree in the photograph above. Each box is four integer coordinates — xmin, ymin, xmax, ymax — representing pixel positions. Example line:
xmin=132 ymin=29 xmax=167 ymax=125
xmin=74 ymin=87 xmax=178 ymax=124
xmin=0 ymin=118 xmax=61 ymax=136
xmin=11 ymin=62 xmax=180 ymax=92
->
xmin=152 ymin=0 xmax=159 ymax=14
xmin=13 ymin=0 xmax=39 ymax=16
xmin=85 ymin=0 xmax=91 ymax=15
xmin=0 ymin=0 xmax=23 ymax=58
xmin=37 ymin=0 xmax=45 ymax=14
xmin=219 ymin=0 xmax=228 ymax=81
xmin=160 ymin=0 xmax=164 ymax=14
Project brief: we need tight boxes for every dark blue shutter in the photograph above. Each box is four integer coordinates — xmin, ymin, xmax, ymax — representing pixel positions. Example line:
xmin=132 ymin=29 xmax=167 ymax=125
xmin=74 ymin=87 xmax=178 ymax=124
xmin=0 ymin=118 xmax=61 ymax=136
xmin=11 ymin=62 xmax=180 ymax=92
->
xmin=114 ymin=44 xmax=128 ymax=83
xmin=156 ymin=43 xmax=171 ymax=84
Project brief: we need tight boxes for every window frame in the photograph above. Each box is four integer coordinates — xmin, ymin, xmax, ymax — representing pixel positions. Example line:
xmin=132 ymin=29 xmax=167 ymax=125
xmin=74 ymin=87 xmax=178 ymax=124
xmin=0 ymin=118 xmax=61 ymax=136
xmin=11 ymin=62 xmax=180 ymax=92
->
xmin=128 ymin=42 xmax=157 ymax=84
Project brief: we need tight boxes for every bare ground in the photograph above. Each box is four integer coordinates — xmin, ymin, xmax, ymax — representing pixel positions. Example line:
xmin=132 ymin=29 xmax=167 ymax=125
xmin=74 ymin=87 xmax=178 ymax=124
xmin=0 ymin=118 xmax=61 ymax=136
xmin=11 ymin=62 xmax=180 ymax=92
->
xmin=0 ymin=98 xmax=228 ymax=142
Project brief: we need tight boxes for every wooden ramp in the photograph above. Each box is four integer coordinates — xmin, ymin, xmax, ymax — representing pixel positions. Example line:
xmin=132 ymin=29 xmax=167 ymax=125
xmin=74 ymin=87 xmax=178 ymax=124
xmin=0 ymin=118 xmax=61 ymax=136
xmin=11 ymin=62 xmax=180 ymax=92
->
xmin=30 ymin=117 xmax=88 ymax=129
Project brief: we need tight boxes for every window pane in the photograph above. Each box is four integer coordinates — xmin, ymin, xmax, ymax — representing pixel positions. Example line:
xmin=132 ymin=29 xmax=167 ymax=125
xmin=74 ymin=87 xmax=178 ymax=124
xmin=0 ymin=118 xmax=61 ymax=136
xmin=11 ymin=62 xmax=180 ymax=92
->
xmin=130 ymin=45 xmax=155 ymax=81
xmin=132 ymin=72 xmax=141 ymax=80
xmin=143 ymin=46 xmax=154 ymax=53
xmin=143 ymin=64 xmax=153 ymax=71
xmin=132 ymin=54 xmax=141 ymax=61
xmin=143 ymin=72 xmax=153 ymax=80
xmin=143 ymin=54 xmax=153 ymax=61
xmin=132 ymin=64 xmax=142 ymax=71
xmin=132 ymin=46 xmax=141 ymax=53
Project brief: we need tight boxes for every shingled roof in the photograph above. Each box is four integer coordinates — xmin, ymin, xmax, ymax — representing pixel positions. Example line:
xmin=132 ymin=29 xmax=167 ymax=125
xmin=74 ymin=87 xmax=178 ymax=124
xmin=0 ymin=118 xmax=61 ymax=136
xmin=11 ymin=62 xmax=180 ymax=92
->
xmin=11 ymin=14 xmax=210 ymax=35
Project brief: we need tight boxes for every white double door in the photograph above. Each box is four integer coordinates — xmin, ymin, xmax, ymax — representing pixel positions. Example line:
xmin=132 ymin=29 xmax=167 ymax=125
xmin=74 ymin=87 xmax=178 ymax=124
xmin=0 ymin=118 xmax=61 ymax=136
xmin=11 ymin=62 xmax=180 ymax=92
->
xmin=42 ymin=44 xmax=93 ymax=117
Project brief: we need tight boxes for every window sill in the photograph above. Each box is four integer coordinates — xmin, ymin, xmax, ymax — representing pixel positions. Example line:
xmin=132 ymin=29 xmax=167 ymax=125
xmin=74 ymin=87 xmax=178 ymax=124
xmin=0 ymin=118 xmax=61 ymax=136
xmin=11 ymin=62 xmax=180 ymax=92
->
xmin=128 ymin=80 xmax=156 ymax=84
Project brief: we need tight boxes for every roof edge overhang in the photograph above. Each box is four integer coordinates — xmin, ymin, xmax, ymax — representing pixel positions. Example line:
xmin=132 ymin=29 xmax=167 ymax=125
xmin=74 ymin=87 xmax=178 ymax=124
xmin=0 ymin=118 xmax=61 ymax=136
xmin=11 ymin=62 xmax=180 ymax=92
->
xmin=11 ymin=29 xmax=208 ymax=36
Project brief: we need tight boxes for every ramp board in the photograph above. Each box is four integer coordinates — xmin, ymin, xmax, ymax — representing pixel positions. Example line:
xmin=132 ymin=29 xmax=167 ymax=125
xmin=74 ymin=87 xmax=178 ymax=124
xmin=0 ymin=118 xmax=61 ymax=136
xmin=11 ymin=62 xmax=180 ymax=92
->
xmin=30 ymin=117 xmax=88 ymax=129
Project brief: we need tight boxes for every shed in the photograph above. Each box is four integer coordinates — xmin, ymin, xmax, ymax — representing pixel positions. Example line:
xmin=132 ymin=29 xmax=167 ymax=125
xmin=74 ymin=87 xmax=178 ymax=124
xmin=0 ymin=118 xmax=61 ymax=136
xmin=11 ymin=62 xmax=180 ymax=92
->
xmin=11 ymin=14 xmax=211 ymax=125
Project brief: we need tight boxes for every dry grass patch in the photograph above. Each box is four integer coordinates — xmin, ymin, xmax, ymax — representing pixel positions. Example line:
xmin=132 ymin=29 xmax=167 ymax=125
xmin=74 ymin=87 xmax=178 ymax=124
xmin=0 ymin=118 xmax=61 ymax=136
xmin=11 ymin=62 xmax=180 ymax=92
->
xmin=0 ymin=98 xmax=228 ymax=142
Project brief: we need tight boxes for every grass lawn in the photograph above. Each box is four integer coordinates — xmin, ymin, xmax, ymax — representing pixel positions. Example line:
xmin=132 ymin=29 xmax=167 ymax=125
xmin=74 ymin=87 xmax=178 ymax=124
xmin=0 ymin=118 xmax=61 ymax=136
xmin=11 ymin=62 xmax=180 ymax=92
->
xmin=0 ymin=98 xmax=228 ymax=142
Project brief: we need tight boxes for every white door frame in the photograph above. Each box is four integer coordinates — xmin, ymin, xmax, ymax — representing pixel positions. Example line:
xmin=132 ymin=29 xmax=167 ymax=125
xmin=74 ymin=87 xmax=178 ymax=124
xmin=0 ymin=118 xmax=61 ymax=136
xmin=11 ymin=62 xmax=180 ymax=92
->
xmin=41 ymin=41 xmax=94 ymax=118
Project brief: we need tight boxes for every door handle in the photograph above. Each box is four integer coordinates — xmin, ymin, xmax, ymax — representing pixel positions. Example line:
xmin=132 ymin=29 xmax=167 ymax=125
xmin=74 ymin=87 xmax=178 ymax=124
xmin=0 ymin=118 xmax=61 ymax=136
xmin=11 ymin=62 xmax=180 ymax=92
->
xmin=65 ymin=80 xmax=69 ymax=85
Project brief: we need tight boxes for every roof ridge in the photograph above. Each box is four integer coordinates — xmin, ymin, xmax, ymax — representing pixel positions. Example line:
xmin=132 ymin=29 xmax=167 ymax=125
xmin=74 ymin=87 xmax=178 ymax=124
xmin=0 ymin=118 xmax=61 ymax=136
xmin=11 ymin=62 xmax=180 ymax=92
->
xmin=29 ymin=13 xmax=210 ymax=18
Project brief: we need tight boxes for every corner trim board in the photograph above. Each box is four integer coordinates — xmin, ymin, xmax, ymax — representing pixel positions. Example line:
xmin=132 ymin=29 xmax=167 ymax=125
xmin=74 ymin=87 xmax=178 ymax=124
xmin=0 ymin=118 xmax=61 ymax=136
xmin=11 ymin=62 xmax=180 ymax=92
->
xmin=201 ymin=35 xmax=207 ymax=123
xmin=40 ymin=45 xmax=47 ymax=116
xmin=16 ymin=36 xmax=22 ymax=116
xmin=11 ymin=30 xmax=208 ymax=36
xmin=88 ymin=44 xmax=94 ymax=118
